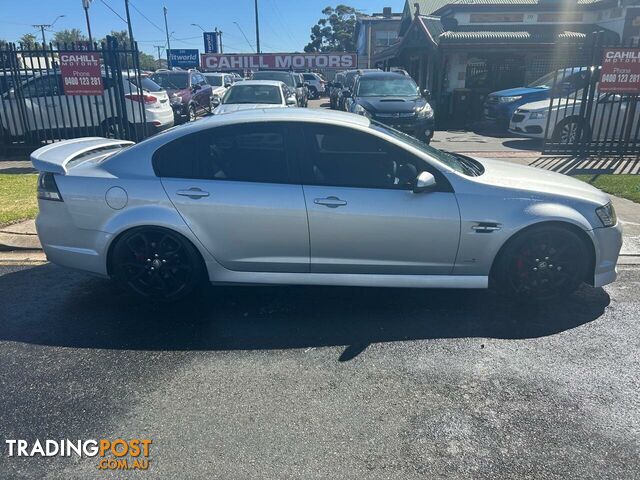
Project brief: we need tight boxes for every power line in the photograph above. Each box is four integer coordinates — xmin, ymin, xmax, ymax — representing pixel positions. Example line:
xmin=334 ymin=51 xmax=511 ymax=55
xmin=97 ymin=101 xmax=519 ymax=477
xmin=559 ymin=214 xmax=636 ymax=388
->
xmin=99 ymin=0 xmax=128 ymax=24
xmin=129 ymin=0 xmax=166 ymax=34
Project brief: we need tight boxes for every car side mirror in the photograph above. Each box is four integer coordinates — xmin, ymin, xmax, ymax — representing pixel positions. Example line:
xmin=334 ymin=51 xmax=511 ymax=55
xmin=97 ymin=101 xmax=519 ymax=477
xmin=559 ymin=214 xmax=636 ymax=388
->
xmin=413 ymin=171 xmax=437 ymax=193
xmin=192 ymin=84 xmax=201 ymax=91
xmin=286 ymin=96 xmax=297 ymax=106
xmin=422 ymin=89 xmax=431 ymax=100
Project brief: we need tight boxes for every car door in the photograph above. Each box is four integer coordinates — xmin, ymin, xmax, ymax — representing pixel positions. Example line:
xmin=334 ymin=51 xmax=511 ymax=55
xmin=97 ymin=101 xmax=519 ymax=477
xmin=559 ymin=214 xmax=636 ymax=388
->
xmin=297 ymin=123 xmax=461 ymax=275
xmin=158 ymin=122 xmax=310 ymax=273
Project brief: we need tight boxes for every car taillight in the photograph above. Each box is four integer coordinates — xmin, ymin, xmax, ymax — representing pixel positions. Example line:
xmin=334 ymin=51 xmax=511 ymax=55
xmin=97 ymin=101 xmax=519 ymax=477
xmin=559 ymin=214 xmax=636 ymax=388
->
xmin=125 ymin=94 xmax=157 ymax=104
xmin=37 ymin=172 xmax=63 ymax=201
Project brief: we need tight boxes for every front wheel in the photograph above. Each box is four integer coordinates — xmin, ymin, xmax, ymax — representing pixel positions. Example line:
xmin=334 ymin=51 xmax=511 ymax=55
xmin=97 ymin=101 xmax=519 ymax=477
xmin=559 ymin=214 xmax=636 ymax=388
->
xmin=552 ymin=118 xmax=590 ymax=144
xmin=492 ymin=225 xmax=590 ymax=300
xmin=112 ymin=227 xmax=205 ymax=301
xmin=188 ymin=104 xmax=197 ymax=122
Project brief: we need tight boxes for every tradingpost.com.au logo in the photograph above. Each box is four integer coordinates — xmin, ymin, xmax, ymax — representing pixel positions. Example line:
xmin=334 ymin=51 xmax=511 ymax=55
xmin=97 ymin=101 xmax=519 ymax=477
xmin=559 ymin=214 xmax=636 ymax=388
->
xmin=4 ymin=439 xmax=152 ymax=471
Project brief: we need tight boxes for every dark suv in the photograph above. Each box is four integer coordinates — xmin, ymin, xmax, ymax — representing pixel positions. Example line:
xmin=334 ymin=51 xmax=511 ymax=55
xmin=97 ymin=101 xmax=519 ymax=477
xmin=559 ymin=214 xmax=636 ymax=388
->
xmin=346 ymin=72 xmax=435 ymax=144
xmin=150 ymin=69 xmax=214 ymax=124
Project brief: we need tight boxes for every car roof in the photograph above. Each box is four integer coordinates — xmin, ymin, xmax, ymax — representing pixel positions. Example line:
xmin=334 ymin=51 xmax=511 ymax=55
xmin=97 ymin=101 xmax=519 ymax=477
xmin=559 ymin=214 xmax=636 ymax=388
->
xmin=253 ymin=70 xmax=293 ymax=76
xmin=202 ymin=72 xmax=228 ymax=76
xmin=356 ymin=72 xmax=409 ymax=80
xmin=231 ymin=80 xmax=285 ymax=87
xmin=145 ymin=109 xmax=369 ymax=144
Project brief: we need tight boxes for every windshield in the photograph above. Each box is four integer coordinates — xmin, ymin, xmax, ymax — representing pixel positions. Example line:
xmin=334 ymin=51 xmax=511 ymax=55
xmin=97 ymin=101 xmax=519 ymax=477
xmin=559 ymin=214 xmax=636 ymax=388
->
xmin=356 ymin=77 xmax=419 ymax=97
xmin=371 ymin=122 xmax=484 ymax=176
xmin=205 ymin=75 xmax=224 ymax=87
xmin=150 ymin=73 xmax=188 ymax=90
xmin=128 ymin=76 xmax=163 ymax=92
xmin=222 ymin=84 xmax=282 ymax=104
xmin=252 ymin=71 xmax=295 ymax=87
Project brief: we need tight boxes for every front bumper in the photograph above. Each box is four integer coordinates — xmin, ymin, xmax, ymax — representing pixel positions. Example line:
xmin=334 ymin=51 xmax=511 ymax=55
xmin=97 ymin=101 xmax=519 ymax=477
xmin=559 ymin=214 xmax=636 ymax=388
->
xmin=509 ymin=111 xmax=546 ymax=139
xmin=374 ymin=115 xmax=435 ymax=141
xmin=171 ymin=103 xmax=190 ymax=123
xmin=591 ymin=222 xmax=623 ymax=288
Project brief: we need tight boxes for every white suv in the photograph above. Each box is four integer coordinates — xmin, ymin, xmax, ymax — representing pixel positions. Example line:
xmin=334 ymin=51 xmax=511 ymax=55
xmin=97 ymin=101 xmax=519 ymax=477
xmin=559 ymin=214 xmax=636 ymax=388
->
xmin=202 ymin=72 xmax=234 ymax=102
xmin=302 ymin=72 xmax=326 ymax=99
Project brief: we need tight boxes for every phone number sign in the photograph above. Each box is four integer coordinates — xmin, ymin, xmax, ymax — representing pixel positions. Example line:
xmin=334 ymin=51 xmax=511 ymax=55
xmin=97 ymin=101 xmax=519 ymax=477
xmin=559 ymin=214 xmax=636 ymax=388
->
xmin=59 ymin=51 xmax=104 ymax=96
xmin=600 ymin=48 xmax=640 ymax=93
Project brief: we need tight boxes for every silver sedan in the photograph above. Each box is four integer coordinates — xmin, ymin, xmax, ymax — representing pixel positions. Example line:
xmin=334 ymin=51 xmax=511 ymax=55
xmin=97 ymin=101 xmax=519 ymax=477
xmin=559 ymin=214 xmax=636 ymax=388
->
xmin=32 ymin=109 xmax=622 ymax=301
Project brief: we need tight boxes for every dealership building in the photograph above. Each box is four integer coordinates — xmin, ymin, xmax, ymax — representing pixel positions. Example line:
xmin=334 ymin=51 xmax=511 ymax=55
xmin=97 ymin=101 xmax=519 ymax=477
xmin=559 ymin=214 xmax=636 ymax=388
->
xmin=372 ymin=0 xmax=640 ymax=123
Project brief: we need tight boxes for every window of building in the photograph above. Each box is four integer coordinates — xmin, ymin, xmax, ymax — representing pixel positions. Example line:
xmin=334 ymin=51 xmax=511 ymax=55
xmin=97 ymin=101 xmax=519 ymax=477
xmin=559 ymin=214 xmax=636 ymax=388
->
xmin=374 ymin=30 xmax=398 ymax=47
xmin=469 ymin=13 xmax=524 ymax=23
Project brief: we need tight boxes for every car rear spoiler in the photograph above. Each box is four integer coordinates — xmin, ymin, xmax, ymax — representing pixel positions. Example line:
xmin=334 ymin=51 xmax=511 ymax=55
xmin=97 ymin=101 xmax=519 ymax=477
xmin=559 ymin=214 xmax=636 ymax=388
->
xmin=30 ymin=137 xmax=134 ymax=175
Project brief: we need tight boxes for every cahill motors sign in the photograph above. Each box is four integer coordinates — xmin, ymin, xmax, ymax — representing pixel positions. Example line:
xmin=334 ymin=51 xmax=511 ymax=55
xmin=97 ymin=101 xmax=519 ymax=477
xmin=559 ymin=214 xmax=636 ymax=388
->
xmin=201 ymin=53 xmax=357 ymax=71
xmin=600 ymin=48 xmax=640 ymax=93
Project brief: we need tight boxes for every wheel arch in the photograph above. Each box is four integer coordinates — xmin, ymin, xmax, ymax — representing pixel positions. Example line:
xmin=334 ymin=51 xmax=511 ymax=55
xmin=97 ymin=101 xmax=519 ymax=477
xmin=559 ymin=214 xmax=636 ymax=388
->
xmin=106 ymin=224 xmax=208 ymax=277
xmin=489 ymin=220 xmax=596 ymax=287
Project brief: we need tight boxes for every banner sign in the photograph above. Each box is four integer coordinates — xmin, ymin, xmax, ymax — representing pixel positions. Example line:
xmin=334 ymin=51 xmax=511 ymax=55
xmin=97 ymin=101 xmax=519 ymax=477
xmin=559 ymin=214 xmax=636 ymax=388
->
xmin=203 ymin=32 xmax=218 ymax=54
xmin=600 ymin=48 xmax=640 ymax=93
xmin=201 ymin=53 xmax=357 ymax=71
xmin=59 ymin=51 xmax=103 ymax=96
xmin=168 ymin=49 xmax=199 ymax=69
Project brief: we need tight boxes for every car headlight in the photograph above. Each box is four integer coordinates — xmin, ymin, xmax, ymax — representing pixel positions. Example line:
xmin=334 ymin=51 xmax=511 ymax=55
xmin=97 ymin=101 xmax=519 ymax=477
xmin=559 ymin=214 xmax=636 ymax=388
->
xmin=596 ymin=202 xmax=617 ymax=227
xmin=170 ymin=95 xmax=182 ymax=105
xmin=499 ymin=95 xmax=522 ymax=103
xmin=529 ymin=111 xmax=546 ymax=119
xmin=416 ymin=103 xmax=434 ymax=119
xmin=353 ymin=104 xmax=372 ymax=118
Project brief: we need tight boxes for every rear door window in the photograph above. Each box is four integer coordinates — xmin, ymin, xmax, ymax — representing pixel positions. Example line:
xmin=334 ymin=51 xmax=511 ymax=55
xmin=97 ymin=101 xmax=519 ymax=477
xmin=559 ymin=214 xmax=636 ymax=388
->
xmin=153 ymin=123 xmax=295 ymax=184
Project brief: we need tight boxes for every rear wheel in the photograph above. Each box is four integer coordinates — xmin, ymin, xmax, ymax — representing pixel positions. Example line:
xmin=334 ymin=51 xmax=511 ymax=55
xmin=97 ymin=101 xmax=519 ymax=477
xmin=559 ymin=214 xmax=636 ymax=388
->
xmin=493 ymin=224 xmax=590 ymax=300
xmin=112 ymin=227 xmax=205 ymax=301
xmin=309 ymin=86 xmax=318 ymax=99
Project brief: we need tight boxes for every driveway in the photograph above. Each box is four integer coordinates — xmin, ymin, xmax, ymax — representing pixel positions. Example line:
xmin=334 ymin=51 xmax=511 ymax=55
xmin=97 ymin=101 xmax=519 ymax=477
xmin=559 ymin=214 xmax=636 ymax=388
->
xmin=0 ymin=263 xmax=638 ymax=479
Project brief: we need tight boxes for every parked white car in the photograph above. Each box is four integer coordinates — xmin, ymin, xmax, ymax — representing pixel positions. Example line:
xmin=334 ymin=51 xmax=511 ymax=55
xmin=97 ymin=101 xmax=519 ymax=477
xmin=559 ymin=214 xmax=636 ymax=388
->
xmin=302 ymin=72 xmax=326 ymax=98
xmin=0 ymin=72 xmax=173 ymax=141
xmin=509 ymin=91 xmax=640 ymax=143
xmin=212 ymin=80 xmax=297 ymax=114
xmin=202 ymin=72 xmax=234 ymax=101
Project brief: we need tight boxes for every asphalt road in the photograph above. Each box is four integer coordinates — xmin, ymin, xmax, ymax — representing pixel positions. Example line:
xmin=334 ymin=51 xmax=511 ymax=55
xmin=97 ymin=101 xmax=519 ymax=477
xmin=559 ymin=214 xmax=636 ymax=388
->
xmin=0 ymin=263 xmax=639 ymax=479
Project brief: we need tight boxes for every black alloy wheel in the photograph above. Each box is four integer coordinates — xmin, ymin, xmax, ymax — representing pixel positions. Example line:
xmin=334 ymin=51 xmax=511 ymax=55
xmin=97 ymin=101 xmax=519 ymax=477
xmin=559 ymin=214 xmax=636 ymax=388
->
xmin=112 ymin=227 xmax=204 ymax=301
xmin=188 ymin=104 xmax=197 ymax=122
xmin=495 ymin=225 xmax=589 ymax=299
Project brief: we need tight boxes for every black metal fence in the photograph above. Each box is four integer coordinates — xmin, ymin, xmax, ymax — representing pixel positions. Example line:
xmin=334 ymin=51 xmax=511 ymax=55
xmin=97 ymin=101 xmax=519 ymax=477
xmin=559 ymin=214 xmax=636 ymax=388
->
xmin=543 ymin=34 xmax=640 ymax=156
xmin=0 ymin=37 xmax=147 ymax=157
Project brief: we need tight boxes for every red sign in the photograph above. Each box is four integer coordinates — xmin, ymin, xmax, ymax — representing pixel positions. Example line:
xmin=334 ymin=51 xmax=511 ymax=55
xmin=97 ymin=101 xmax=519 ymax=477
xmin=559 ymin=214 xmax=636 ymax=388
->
xmin=600 ymin=48 xmax=640 ymax=93
xmin=201 ymin=53 xmax=357 ymax=71
xmin=59 ymin=51 xmax=104 ymax=96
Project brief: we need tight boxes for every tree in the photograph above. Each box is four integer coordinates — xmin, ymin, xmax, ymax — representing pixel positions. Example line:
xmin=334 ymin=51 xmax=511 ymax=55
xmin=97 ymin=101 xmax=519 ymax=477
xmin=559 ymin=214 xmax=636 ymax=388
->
xmin=19 ymin=33 xmax=37 ymax=48
xmin=304 ymin=5 xmax=359 ymax=53
xmin=138 ymin=52 xmax=157 ymax=71
xmin=99 ymin=30 xmax=130 ymax=47
xmin=53 ymin=29 xmax=88 ymax=46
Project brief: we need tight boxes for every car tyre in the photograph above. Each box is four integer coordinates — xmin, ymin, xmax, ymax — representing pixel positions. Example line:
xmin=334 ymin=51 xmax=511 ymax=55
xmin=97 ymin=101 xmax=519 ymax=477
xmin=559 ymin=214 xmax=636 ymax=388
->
xmin=309 ymin=86 xmax=318 ymax=99
xmin=492 ymin=224 xmax=590 ymax=300
xmin=188 ymin=104 xmax=197 ymax=122
xmin=111 ymin=226 xmax=206 ymax=301
xmin=552 ymin=117 xmax=591 ymax=144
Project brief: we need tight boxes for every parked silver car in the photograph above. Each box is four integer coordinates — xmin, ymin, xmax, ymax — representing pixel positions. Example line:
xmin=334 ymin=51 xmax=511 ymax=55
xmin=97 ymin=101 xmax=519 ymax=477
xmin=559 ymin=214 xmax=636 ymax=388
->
xmin=32 ymin=109 xmax=622 ymax=301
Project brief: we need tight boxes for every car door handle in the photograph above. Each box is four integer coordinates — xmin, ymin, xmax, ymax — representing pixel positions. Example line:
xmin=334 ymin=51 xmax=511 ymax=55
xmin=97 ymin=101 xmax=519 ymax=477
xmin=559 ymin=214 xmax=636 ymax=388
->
xmin=314 ymin=196 xmax=347 ymax=208
xmin=176 ymin=188 xmax=210 ymax=199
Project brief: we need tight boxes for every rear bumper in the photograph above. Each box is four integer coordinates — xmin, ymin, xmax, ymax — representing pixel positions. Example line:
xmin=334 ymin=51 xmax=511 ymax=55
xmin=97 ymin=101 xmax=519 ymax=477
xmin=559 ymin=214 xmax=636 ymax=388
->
xmin=36 ymin=200 xmax=110 ymax=277
xmin=591 ymin=223 xmax=623 ymax=288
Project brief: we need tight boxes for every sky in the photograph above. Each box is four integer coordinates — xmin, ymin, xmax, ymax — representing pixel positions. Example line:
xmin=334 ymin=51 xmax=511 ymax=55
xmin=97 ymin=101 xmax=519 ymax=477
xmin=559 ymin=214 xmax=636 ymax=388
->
xmin=0 ymin=0 xmax=403 ymax=57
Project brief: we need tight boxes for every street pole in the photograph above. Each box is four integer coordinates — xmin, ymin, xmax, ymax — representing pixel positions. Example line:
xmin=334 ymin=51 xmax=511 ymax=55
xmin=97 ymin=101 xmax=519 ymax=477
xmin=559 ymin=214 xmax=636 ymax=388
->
xmin=218 ymin=30 xmax=223 ymax=54
xmin=83 ymin=0 xmax=93 ymax=44
xmin=254 ymin=0 xmax=260 ymax=53
xmin=124 ymin=0 xmax=135 ymax=47
xmin=163 ymin=6 xmax=172 ymax=68
xmin=154 ymin=45 xmax=163 ymax=67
